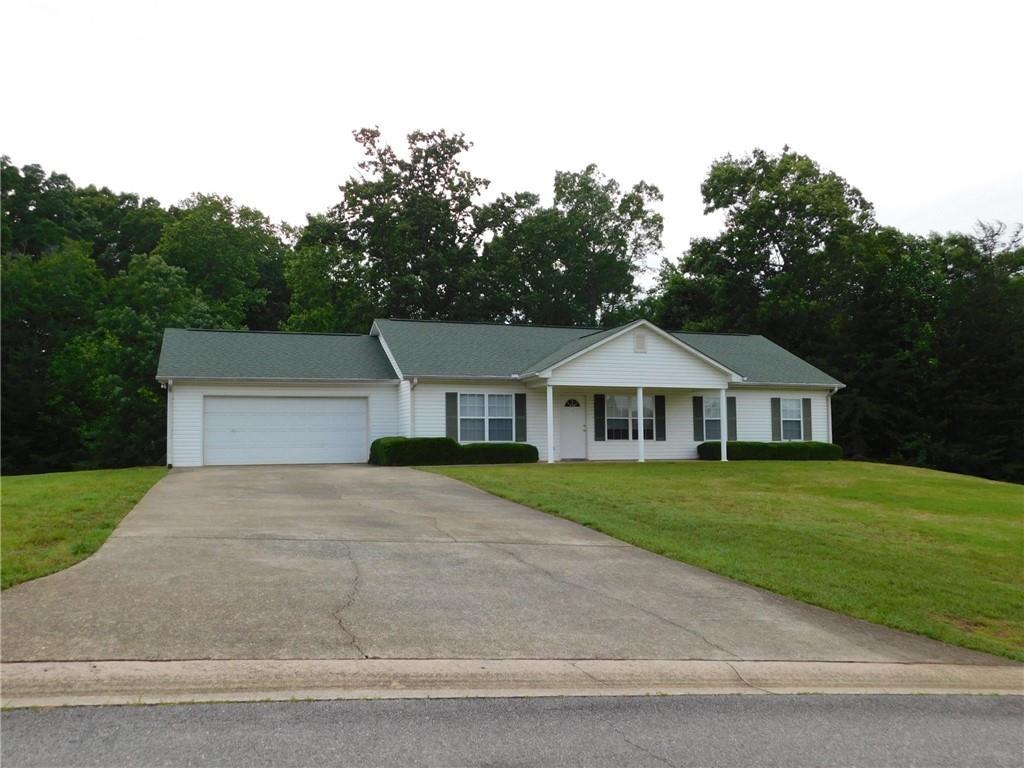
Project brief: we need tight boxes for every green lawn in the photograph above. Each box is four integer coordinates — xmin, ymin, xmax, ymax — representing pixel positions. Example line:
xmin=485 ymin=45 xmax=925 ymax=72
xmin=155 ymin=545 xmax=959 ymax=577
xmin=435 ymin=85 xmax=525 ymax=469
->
xmin=427 ymin=461 xmax=1024 ymax=661
xmin=1 ymin=466 xmax=167 ymax=589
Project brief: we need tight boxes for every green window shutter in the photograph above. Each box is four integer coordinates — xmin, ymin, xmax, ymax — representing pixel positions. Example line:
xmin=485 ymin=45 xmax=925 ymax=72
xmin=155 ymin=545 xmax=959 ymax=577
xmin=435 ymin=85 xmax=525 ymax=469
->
xmin=514 ymin=393 xmax=527 ymax=442
xmin=654 ymin=395 xmax=666 ymax=441
xmin=594 ymin=394 xmax=605 ymax=441
xmin=445 ymin=392 xmax=458 ymax=440
xmin=802 ymin=397 xmax=812 ymax=441
xmin=770 ymin=397 xmax=782 ymax=441
xmin=692 ymin=396 xmax=704 ymax=441
xmin=727 ymin=396 xmax=737 ymax=441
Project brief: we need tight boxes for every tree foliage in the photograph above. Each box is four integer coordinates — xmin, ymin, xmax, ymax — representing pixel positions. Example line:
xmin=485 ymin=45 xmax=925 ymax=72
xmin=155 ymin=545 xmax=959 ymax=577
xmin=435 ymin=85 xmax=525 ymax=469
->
xmin=650 ymin=148 xmax=1023 ymax=481
xmin=154 ymin=194 xmax=288 ymax=329
xmin=1 ymin=143 xmax=1020 ymax=482
xmin=286 ymin=130 xmax=658 ymax=330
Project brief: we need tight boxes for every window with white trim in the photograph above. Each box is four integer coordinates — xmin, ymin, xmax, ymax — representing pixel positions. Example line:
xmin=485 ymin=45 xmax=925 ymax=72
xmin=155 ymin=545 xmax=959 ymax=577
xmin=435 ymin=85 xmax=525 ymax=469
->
xmin=606 ymin=394 xmax=654 ymax=440
xmin=781 ymin=398 xmax=803 ymax=440
xmin=704 ymin=397 xmax=721 ymax=440
xmin=488 ymin=393 xmax=514 ymax=441
xmin=606 ymin=395 xmax=631 ymax=440
xmin=459 ymin=393 xmax=514 ymax=442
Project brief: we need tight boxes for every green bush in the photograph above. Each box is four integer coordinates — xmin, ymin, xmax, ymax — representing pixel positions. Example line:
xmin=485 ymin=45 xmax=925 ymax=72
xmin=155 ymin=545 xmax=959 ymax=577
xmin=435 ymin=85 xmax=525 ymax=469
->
xmin=368 ymin=437 xmax=462 ymax=466
xmin=368 ymin=437 xmax=539 ymax=466
xmin=458 ymin=442 xmax=539 ymax=464
xmin=697 ymin=441 xmax=843 ymax=460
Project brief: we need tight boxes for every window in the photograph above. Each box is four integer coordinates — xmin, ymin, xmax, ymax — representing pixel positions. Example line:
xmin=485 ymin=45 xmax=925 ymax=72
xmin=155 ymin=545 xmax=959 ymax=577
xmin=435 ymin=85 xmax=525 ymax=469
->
xmin=460 ymin=393 xmax=515 ymax=442
xmin=631 ymin=395 xmax=655 ymax=440
xmin=459 ymin=394 xmax=485 ymax=441
xmin=606 ymin=394 xmax=654 ymax=440
xmin=488 ymin=394 xmax=514 ymax=441
xmin=781 ymin=398 xmax=803 ymax=440
xmin=606 ymin=395 xmax=631 ymax=440
xmin=703 ymin=397 xmax=721 ymax=441
xmin=564 ymin=398 xmax=581 ymax=408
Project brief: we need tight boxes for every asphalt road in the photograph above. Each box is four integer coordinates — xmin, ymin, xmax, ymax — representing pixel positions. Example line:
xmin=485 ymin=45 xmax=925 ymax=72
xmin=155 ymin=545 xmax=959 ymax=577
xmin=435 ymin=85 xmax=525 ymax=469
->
xmin=3 ymin=695 xmax=1021 ymax=767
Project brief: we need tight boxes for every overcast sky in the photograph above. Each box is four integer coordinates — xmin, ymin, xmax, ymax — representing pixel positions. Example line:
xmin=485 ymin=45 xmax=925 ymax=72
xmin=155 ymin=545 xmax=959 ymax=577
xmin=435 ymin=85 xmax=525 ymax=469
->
xmin=6 ymin=0 xmax=1022 ymax=274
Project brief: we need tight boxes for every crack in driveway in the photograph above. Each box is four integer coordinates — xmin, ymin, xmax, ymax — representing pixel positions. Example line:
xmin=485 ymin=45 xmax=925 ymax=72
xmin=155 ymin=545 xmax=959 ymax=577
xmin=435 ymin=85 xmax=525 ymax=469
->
xmin=489 ymin=544 xmax=742 ymax=661
xmin=333 ymin=541 xmax=367 ymax=658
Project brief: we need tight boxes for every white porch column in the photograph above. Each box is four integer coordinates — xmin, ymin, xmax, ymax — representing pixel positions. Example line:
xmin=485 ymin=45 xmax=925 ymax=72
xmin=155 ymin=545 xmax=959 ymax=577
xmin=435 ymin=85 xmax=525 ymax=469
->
xmin=546 ymin=384 xmax=555 ymax=464
xmin=636 ymin=386 xmax=645 ymax=462
xmin=719 ymin=388 xmax=728 ymax=462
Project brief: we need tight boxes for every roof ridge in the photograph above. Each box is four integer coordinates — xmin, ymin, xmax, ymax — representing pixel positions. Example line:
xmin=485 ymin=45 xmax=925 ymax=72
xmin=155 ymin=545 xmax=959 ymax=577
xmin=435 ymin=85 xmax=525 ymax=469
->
xmin=673 ymin=330 xmax=758 ymax=337
xmin=377 ymin=317 xmax=603 ymax=331
xmin=173 ymin=328 xmax=369 ymax=338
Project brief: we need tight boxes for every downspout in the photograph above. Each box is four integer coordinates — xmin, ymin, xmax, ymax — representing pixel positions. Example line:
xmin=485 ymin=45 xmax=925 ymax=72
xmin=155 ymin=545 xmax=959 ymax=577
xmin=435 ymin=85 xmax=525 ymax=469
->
xmin=827 ymin=386 xmax=837 ymax=443
xmin=409 ymin=377 xmax=418 ymax=438
xmin=166 ymin=379 xmax=174 ymax=467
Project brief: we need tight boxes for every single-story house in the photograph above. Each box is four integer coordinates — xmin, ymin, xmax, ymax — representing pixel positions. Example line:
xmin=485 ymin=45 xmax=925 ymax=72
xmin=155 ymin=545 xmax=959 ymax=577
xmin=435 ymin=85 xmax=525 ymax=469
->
xmin=156 ymin=318 xmax=844 ymax=466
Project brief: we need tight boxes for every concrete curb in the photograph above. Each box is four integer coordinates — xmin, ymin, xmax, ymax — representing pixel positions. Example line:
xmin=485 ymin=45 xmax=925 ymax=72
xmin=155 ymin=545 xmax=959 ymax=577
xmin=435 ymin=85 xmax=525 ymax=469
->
xmin=2 ymin=659 xmax=1021 ymax=707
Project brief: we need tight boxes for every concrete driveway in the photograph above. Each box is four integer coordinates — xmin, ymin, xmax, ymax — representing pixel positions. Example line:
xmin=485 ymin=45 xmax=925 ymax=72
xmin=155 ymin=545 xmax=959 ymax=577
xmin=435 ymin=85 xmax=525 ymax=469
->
xmin=0 ymin=466 xmax=1002 ymax=664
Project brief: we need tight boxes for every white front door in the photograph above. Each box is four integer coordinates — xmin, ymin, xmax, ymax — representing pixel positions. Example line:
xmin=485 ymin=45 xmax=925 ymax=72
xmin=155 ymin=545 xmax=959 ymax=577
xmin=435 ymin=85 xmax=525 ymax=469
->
xmin=559 ymin=398 xmax=586 ymax=459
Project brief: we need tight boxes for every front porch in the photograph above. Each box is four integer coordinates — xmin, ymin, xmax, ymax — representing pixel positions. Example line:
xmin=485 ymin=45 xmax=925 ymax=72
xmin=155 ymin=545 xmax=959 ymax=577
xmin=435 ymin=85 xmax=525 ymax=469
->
xmin=530 ymin=386 xmax=730 ymax=464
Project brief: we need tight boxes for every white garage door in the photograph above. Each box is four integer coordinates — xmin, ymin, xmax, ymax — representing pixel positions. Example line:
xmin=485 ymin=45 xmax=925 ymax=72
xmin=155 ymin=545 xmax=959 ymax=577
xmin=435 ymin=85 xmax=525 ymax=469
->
xmin=203 ymin=397 xmax=368 ymax=465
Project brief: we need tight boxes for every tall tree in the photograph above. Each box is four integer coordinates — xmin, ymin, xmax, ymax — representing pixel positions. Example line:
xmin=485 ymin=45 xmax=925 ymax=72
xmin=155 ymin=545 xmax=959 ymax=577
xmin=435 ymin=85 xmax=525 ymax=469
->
xmin=290 ymin=128 xmax=490 ymax=330
xmin=154 ymin=194 xmax=288 ymax=329
xmin=472 ymin=167 xmax=663 ymax=326
xmin=49 ymin=255 xmax=215 ymax=467
xmin=651 ymin=147 xmax=1023 ymax=481
xmin=1 ymin=241 xmax=106 ymax=471
xmin=1 ymin=156 xmax=172 ymax=274
xmin=923 ymin=223 xmax=1024 ymax=479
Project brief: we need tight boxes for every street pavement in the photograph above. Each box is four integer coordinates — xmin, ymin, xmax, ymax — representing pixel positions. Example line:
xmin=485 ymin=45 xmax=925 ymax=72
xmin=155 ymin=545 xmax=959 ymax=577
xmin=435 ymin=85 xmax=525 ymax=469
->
xmin=3 ymin=694 xmax=1021 ymax=767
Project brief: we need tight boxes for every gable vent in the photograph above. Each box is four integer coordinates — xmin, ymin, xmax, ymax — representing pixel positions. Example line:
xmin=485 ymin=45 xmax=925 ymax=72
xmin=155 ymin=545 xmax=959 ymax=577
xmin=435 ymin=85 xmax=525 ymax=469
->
xmin=634 ymin=331 xmax=647 ymax=353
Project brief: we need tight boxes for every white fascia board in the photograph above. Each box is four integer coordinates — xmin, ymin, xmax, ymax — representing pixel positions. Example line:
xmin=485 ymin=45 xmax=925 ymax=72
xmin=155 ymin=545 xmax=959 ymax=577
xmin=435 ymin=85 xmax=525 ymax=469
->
xmin=402 ymin=374 xmax=521 ymax=381
xmin=372 ymin=329 xmax=405 ymax=379
xmin=544 ymin=319 xmax=744 ymax=381
xmin=154 ymin=376 xmax=399 ymax=385
xmin=730 ymin=381 xmax=846 ymax=390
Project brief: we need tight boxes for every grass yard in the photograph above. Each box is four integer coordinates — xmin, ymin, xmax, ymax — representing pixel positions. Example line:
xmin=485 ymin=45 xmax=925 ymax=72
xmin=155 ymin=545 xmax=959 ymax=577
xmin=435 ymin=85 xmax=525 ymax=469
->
xmin=427 ymin=461 xmax=1024 ymax=661
xmin=1 ymin=466 xmax=167 ymax=589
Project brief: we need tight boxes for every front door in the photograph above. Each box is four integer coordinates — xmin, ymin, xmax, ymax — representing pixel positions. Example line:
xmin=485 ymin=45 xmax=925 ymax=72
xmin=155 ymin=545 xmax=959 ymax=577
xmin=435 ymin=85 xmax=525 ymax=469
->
xmin=560 ymin=398 xmax=586 ymax=459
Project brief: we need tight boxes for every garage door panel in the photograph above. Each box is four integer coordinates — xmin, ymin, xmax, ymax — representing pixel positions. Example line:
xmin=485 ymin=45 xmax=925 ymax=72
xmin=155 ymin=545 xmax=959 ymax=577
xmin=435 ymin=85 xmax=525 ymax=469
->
xmin=203 ymin=397 xmax=367 ymax=465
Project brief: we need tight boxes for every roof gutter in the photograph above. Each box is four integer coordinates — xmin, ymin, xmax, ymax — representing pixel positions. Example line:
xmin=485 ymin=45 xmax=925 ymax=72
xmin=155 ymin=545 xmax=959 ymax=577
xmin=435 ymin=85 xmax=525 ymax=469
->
xmin=154 ymin=376 xmax=400 ymax=384
xmin=729 ymin=380 xmax=845 ymax=390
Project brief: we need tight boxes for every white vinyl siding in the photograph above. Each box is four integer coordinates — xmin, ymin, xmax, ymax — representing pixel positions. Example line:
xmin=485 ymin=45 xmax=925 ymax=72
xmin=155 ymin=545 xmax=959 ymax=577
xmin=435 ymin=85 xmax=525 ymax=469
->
xmin=412 ymin=381 xmax=545 ymax=449
xmin=168 ymin=382 xmax=399 ymax=467
xmin=548 ymin=328 xmax=731 ymax=389
xmin=397 ymin=380 xmax=412 ymax=437
xmin=726 ymin=388 xmax=830 ymax=443
xmin=410 ymin=384 xmax=830 ymax=461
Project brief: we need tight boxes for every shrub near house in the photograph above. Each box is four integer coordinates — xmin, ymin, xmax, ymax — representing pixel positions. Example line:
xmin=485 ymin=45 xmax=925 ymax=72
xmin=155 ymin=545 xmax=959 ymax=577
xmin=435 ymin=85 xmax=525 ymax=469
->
xmin=698 ymin=441 xmax=843 ymax=460
xmin=370 ymin=437 xmax=538 ymax=466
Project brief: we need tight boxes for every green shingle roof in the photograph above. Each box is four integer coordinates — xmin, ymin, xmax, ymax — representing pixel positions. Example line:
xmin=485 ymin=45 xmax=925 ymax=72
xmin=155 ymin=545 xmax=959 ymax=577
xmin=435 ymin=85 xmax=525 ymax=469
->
xmin=156 ymin=321 xmax=842 ymax=387
xmin=157 ymin=328 xmax=398 ymax=381
xmin=370 ymin=319 xmax=604 ymax=377
xmin=673 ymin=332 xmax=843 ymax=387
xmin=373 ymin=319 xmax=842 ymax=386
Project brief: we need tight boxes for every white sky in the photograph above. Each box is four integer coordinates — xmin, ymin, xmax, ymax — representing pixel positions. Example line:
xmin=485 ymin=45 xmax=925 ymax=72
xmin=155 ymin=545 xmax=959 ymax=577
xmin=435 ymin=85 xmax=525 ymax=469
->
xmin=5 ymin=0 xmax=1022 ymax=278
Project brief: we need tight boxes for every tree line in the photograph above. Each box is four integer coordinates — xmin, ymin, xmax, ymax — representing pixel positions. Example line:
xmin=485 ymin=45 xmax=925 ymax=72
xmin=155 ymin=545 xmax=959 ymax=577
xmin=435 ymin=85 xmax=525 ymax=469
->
xmin=2 ymin=131 xmax=1021 ymax=481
